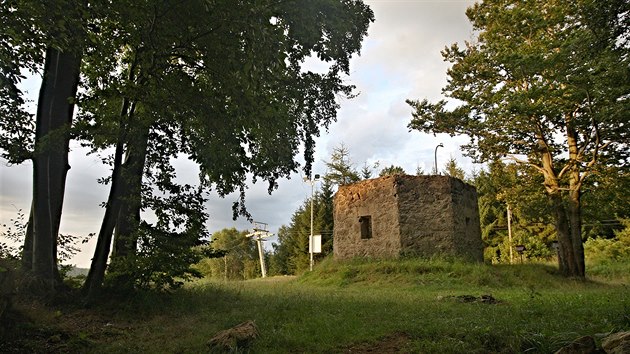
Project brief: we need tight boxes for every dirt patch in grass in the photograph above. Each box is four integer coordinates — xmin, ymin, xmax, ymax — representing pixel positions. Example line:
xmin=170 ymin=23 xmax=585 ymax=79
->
xmin=338 ymin=332 xmax=413 ymax=353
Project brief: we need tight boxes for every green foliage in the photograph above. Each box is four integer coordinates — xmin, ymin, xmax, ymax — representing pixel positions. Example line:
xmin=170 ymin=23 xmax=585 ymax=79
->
xmin=584 ymin=219 xmax=630 ymax=264
xmin=442 ymin=157 xmax=465 ymax=180
xmin=360 ymin=161 xmax=379 ymax=179
xmin=102 ymin=181 xmax=214 ymax=291
xmin=0 ymin=211 xmax=25 ymax=260
xmin=78 ymin=0 xmax=375 ymax=203
xmin=323 ymin=143 xmax=360 ymax=186
xmin=408 ymin=0 xmax=629 ymax=165
xmin=473 ymin=159 xmax=629 ymax=265
xmin=105 ymin=224 xmax=211 ymax=291
xmin=271 ymin=149 xmax=346 ymax=275
xmin=194 ymin=228 xmax=259 ymax=281
xmin=407 ymin=0 xmax=630 ymax=276
xmin=581 ymin=167 xmax=630 ymax=239
xmin=473 ymin=160 xmax=558 ymax=263
xmin=512 ymin=224 xmax=556 ymax=261
xmin=71 ymin=0 xmax=374 ymax=294
xmin=0 ymin=210 xmax=88 ymax=264
xmin=269 ymin=181 xmax=336 ymax=276
xmin=4 ymin=0 xmax=375 ymax=296
xmin=0 ymin=0 xmax=87 ymax=164
xmin=378 ymin=165 xmax=406 ymax=177
xmin=270 ymin=206 xmax=312 ymax=275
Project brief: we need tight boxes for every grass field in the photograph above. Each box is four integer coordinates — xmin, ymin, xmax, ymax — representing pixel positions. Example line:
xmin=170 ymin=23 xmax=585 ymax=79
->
xmin=3 ymin=257 xmax=629 ymax=353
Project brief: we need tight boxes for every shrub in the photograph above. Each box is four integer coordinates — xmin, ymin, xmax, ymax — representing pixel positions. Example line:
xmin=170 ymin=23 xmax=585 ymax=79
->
xmin=584 ymin=219 xmax=630 ymax=264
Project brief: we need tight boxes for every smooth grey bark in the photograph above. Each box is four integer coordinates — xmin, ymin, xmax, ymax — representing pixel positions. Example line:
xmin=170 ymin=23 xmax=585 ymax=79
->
xmin=29 ymin=46 xmax=80 ymax=287
xmin=82 ymin=99 xmax=135 ymax=300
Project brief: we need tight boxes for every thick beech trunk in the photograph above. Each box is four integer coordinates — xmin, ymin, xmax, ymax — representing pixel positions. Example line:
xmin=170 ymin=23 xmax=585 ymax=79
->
xmin=563 ymin=116 xmax=586 ymax=277
xmin=83 ymin=100 xmax=134 ymax=299
xmin=22 ymin=205 xmax=34 ymax=270
xmin=29 ymin=47 xmax=80 ymax=287
xmin=539 ymin=140 xmax=584 ymax=278
xmin=100 ymin=124 xmax=150 ymax=290
xmin=83 ymin=125 xmax=150 ymax=297
xmin=83 ymin=53 xmax=143 ymax=299
xmin=568 ymin=185 xmax=585 ymax=277
xmin=550 ymin=193 xmax=580 ymax=277
xmin=113 ymin=124 xmax=150 ymax=258
xmin=82 ymin=138 xmax=125 ymax=299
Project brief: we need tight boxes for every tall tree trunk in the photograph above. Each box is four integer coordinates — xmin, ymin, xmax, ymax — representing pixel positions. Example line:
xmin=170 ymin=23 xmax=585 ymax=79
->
xmin=549 ymin=192 xmax=578 ymax=276
xmin=82 ymin=100 xmax=135 ymax=300
xmin=539 ymin=139 xmax=583 ymax=278
xmin=105 ymin=124 xmax=150 ymax=290
xmin=113 ymin=123 xmax=150 ymax=259
xmin=568 ymin=188 xmax=585 ymax=277
xmin=22 ymin=204 xmax=34 ymax=270
xmin=82 ymin=138 xmax=125 ymax=300
xmin=83 ymin=52 xmax=143 ymax=301
xmin=566 ymin=118 xmax=586 ymax=277
xmin=29 ymin=47 xmax=80 ymax=288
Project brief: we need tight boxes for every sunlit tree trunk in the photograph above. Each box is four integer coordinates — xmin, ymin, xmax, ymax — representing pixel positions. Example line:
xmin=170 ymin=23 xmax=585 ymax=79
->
xmin=566 ymin=119 xmax=585 ymax=277
xmin=539 ymin=139 xmax=583 ymax=278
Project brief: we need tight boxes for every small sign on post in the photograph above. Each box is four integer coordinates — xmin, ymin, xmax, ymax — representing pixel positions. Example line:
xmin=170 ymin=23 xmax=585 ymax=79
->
xmin=309 ymin=234 xmax=322 ymax=254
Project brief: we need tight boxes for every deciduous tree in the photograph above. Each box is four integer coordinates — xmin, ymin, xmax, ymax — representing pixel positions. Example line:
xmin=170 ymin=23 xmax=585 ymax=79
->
xmin=408 ymin=0 xmax=629 ymax=277
xmin=1 ymin=1 xmax=88 ymax=289
xmin=79 ymin=0 xmax=374 ymax=295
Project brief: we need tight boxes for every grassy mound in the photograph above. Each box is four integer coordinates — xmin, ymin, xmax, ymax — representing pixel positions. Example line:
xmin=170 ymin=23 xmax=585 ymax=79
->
xmin=301 ymin=256 xmax=586 ymax=290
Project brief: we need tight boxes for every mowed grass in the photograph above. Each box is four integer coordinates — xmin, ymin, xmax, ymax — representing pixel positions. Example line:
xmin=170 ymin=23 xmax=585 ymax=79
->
xmin=8 ymin=258 xmax=630 ymax=353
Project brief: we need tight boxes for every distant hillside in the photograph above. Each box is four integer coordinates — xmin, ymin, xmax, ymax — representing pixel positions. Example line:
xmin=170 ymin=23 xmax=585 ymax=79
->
xmin=66 ymin=267 xmax=89 ymax=277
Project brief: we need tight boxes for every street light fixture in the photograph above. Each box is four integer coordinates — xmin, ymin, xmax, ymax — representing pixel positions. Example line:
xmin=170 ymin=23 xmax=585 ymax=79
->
xmin=303 ymin=173 xmax=320 ymax=271
xmin=434 ymin=143 xmax=444 ymax=175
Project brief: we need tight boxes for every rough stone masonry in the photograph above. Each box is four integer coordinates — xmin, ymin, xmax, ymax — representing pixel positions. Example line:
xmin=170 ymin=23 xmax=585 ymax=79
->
xmin=333 ymin=175 xmax=483 ymax=262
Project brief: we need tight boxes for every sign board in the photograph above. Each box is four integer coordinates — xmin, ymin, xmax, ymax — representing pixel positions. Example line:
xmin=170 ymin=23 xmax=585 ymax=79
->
xmin=309 ymin=234 xmax=322 ymax=253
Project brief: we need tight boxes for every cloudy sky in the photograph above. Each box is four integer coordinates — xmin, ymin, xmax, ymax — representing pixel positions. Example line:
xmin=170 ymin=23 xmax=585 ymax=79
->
xmin=0 ymin=0 xmax=477 ymax=267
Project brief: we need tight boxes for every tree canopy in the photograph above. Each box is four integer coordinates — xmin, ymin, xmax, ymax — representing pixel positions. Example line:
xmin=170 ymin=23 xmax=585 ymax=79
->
xmin=1 ymin=0 xmax=375 ymax=295
xmin=379 ymin=165 xmax=406 ymax=177
xmin=407 ymin=0 xmax=629 ymax=277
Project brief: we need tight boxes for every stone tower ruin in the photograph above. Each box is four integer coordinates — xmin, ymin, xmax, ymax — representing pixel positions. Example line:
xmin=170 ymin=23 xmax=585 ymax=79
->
xmin=333 ymin=175 xmax=483 ymax=261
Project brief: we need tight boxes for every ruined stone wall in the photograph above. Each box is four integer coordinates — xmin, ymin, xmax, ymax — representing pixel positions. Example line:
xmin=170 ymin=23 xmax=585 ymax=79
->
xmin=333 ymin=175 xmax=483 ymax=262
xmin=449 ymin=178 xmax=484 ymax=261
xmin=396 ymin=175 xmax=483 ymax=261
xmin=333 ymin=176 xmax=402 ymax=259
xmin=396 ymin=175 xmax=456 ymax=257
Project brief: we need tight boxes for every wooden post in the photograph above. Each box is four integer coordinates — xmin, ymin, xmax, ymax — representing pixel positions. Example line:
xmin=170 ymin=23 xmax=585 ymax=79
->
xmin=507 ymin=204 xmax=513 ymax=264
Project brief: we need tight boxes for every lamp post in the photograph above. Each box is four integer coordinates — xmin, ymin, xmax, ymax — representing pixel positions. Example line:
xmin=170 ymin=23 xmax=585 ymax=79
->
xmin=434 ymin=143 xmax=444 ymax=175
xmin=303 ymin=173 xmax=320 ymax=271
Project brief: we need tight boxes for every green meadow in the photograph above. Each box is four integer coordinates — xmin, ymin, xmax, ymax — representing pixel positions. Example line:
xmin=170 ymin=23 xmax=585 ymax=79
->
xmin=4 ymin=258 xmax=629 ymax=353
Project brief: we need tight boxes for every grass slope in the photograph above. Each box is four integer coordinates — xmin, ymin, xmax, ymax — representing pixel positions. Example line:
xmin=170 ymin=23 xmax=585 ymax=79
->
xmin=3 ymin=258 xmax=629 ymax=353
